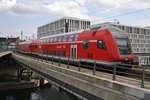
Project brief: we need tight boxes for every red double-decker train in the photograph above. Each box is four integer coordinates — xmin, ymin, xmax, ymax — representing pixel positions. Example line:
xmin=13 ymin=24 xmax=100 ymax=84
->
xmin=19 ymin=26 xmax=134 ymax=65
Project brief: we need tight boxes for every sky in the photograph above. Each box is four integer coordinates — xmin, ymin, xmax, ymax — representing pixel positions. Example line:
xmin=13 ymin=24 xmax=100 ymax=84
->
xmin=0 ymin=0 xmax=150 ymax=39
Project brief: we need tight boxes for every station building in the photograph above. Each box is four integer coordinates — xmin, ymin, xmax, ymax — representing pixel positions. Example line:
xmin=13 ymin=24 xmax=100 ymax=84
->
xmin=37 ymin=17 xmax=90 ymax=39
xmin=92 ymin=22 xmax=150 ymax=65
xmin=0 ymin=37 xmax=7 ymax=49
xmin=0 ymin=37 xmax=19 ymax=50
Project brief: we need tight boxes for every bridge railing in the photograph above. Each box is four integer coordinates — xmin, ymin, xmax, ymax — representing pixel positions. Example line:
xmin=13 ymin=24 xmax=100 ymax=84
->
xmin=0 ymin=49 xmax=16 ymax=53
xmin=14 ymin=50 xmax=150 ymax=89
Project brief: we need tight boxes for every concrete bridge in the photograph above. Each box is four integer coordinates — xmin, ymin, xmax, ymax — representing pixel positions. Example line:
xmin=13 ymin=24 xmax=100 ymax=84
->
xmin=1 ymin=51 xmax=150 ymax=100
xmin=0 ymin=51 xmax=12 ymax=57
xmin=0 ymin=51 xmax=38 ymax=91
xmin=10 ymin=52 xmax=150 ymax=100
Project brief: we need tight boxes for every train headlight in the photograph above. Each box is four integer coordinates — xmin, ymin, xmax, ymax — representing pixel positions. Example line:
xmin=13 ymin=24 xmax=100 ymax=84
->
xmin=125 ymin=57 xmax=128 ymax=61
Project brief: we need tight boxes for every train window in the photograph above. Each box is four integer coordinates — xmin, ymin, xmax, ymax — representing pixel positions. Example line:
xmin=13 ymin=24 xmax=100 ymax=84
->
xmin=46 ymin=39 xmax=48 ymax=43
xmin=83 ymin=41 xmax=90 ymax=50
xmin=49 ymin=38 xmax=51 ymax=43
xmin=57 ymin=51 xmax=61 ymax=56
xmin=40 ymin=40 xmax=42 ymax=44
xmin=46 ymin=50 xmax=48 ymax=54
xmin=74 ymin=34 xmax=78 ymax=41
xmin=62 ymin=51 xmax=66 ymax=57
xmin=44 ymin=51 xmax=46 ymax=54
xmin=63 ymin=36 xmax=67 ymax=42
xmin=48 ymin=38 xmax=50 ymax=43
xmin=44 ymin=39 xmax=47 ymax=43
xmin=97 ymin=40 xmax=106 ymax=49
xmin=49 ymin=51 xmax=52 ymax=55
xmin=68 ymin=35 xmax=74 ymax=42
xmin=54 ymin=38 xmax=57 ymax=43
xmin=50 ymin=38 xmax=53 ymax=43
xmin=53 ymin=51 xmax=56 ymax=56
xmin=58 ymin=37 xmax=62 ymax=42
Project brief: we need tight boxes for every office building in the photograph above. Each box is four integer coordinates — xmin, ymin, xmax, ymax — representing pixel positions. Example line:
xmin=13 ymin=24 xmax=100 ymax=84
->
xmin=37 ymin=17 xmax=90 ymax=38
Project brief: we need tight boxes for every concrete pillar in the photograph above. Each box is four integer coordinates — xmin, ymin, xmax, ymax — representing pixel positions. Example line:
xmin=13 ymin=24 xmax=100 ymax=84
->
xmin=70 ymin=19 xmax=72 ymax=29
xmin=39 ymin=78 xmax=51 ymax=87
xmin=81 ymin=21 xmax=82 ymax=29
xmin=39 ymin=78 xmax=44 ymax=87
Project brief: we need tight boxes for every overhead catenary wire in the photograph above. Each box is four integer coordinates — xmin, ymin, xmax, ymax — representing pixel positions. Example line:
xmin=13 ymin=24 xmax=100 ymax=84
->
xmin=92 ymin=8 xmax=150 ymax=22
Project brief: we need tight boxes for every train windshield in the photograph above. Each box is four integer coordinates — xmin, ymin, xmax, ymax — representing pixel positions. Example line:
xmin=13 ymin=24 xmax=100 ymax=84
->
xmin=115 ymin=38 xmax=131 ymax=55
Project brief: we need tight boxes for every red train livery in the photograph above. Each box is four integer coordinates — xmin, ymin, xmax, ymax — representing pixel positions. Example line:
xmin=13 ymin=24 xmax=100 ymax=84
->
xmin=19 ymin=26 xmax=134 ymax=64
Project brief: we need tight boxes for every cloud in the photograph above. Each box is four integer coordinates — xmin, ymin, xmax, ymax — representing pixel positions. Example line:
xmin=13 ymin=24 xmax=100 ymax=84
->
xmin=75 ymin=0 xmax=86 ymax=5
xmin=88 ymin=0 xmax=130 ymax=11
xmin=0 ymin=0 xmax=149 ymax=19
xmin=88 ymin=0 xmax=150 ymax=11
xmin=0 ymin=0 xmax=90 ymax=19
xmin=0 ymin=0 xmax=16 ymax=11
xmin=133 ymin=19 xmax=150 ymax=27
xmin=90 ymin=16 xmax=104 ymax=24
xmin=46 ymin=1 xmax=90 ymax=19
xmin=9 ymin=2 xmax=48 ymax=16
xmin=125 ymin=0 xmax=150 ymax=9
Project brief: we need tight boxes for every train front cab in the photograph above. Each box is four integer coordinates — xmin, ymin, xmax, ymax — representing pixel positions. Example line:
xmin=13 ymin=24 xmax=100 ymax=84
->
xmin=106 ymin=26 xmax=134 ymax=63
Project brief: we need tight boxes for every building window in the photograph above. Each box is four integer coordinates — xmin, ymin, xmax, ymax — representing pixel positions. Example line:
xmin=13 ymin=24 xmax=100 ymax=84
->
xmin=147 ymin=30 xmax=150 ymax=35
xmin=83 ymin=41 xmax=90 ymax=50
xmin=97 ymin=40 xmax=106 ymax=49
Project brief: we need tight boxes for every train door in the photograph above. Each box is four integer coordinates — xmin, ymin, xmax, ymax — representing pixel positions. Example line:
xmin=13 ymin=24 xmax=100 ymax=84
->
xmin=71 ymin=45 xmax=77 ymax=59
xmin=38 ymin=45 xmax=42 ymax=54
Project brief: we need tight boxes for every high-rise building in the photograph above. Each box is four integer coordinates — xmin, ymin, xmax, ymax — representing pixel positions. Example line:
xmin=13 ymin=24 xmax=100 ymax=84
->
xmin=37 ymin=17 xmax=90 ymax=39
xmin=92 ymin=22 xmax=150 ymax=65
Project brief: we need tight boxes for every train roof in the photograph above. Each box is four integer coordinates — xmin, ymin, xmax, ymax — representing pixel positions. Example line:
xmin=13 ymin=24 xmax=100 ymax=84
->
xmin=40 ymin=30 xmax=83 ymax=40
xmin=39 ymin=25 xmax=127 ymax=40
xmin=104 ymin=26 xmax=127 ymax=38
xmin=20 ymin=41 xmax=32 ymax=45
xmin=20 ymin=40 xmax=40 ymax=45
xmin=89 ymin=25 xmax=127 ymax=38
